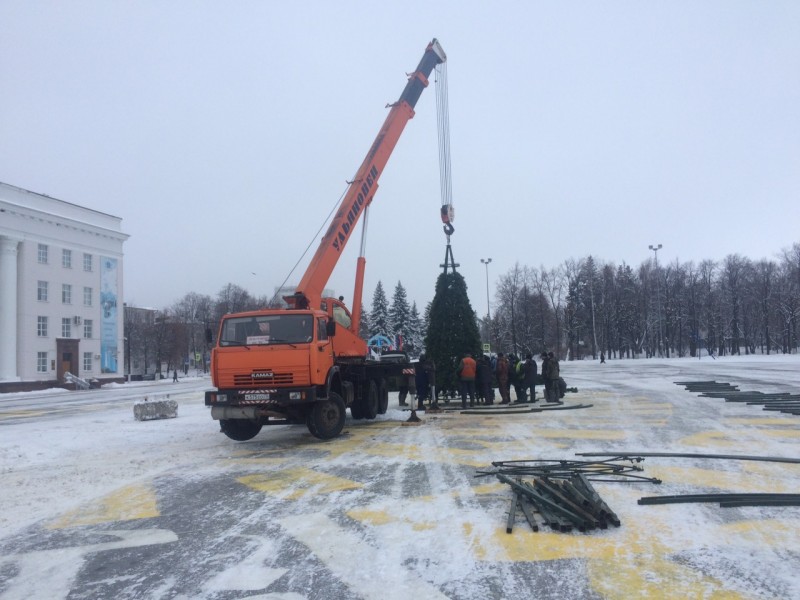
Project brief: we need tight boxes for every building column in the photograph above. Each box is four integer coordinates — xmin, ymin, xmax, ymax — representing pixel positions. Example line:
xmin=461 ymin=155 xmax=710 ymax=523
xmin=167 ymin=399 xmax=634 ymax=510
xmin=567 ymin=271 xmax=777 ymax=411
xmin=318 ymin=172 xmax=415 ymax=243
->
xmin=0 ymin=236 xmax=21 ymax=381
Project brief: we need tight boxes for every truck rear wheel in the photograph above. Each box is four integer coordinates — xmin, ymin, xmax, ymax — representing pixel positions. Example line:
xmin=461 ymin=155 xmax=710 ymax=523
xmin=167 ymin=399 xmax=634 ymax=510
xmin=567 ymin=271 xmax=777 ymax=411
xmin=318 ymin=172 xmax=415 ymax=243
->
xmin=364 ymin=380 xmax=379 ymax=420
xmin=350 ymin=399 xmax=365 ymax=420
xmin=220 ymin=419 xmax=262 ymax=441
xmin=378 ymin=378 xmax=389 ymax=414
xmin=307 ymin=393 xmax=346 ymax=440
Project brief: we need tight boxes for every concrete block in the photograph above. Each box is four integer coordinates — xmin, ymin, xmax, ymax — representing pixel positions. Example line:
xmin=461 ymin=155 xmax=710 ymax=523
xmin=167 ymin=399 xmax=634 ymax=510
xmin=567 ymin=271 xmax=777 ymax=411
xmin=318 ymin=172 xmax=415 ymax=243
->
xmin=134 ymin=396 xmax=178 ymax=421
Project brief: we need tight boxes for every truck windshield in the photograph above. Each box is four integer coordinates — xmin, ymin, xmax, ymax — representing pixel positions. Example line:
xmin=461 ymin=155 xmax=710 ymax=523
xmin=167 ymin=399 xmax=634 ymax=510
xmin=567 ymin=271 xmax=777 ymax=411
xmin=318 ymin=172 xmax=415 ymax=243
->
xmin=219 ymin=314 xmax=313 ymax=347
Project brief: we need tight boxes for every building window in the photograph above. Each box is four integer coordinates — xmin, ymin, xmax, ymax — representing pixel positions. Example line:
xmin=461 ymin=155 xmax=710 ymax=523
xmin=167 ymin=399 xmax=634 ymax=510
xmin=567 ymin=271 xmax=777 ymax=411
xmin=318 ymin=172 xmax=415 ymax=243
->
xmin=83 ymin=253 xmax=93 ymax=272
xmin=84 ymin=319 xmax=93 ymax=339
xmin=84 ymin=286 xmax=93 ymax=306
xmin=62 ymin=249 xmax=72 ymax=268
xmin=62 ymin=318 xmax=71 ymax=338
xmin=38 ymin=244 xmax=48 ymax=264
xmin=83 ymin=352 xmax=93 ymax=372
xmin=62 ymin=284 xmax=72 ymax=304
xmin=37 ymin=280 xmax=48 ymax=301
xmin=37 ymin=316 xmax=48 ymax=337
xmin=37 ymin=352 xmax=48 ymax=373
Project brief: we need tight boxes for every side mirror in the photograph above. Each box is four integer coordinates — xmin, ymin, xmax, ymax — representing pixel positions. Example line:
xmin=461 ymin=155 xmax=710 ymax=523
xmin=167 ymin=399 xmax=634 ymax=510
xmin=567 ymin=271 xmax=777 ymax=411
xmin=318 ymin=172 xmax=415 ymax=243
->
xmin=205 ymin=328 xmax=213 ymax=344
xmin=326 ymin=320 xmax=336 ymax=337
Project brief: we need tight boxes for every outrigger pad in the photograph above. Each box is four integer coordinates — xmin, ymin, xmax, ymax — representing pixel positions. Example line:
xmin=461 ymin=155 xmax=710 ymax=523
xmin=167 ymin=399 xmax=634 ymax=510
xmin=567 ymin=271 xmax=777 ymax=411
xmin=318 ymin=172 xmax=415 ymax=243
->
xmin=134 ymin=397 xmax=178 ymax=421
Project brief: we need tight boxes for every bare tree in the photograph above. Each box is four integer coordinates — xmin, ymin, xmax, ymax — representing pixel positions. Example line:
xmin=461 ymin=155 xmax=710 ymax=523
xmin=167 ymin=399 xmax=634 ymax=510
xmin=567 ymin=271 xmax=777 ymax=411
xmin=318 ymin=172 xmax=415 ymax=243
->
xmin=540 ymin=266 xmax=565 ymax=356
xmin=495 ymin=263 xmax=525 ymax=354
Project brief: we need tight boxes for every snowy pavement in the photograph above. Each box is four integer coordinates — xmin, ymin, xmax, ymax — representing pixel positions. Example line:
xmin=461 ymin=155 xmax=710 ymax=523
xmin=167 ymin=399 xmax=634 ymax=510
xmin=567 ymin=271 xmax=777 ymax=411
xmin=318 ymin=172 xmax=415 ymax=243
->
xmin=1 ymin=356 xmax=799 ymax=599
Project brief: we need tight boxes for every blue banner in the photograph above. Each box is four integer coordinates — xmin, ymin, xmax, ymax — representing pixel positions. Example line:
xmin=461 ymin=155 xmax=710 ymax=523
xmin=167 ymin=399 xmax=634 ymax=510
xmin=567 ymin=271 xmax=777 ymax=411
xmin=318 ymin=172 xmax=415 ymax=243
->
xmin=100 ymin=257 xmax=118 ymax=373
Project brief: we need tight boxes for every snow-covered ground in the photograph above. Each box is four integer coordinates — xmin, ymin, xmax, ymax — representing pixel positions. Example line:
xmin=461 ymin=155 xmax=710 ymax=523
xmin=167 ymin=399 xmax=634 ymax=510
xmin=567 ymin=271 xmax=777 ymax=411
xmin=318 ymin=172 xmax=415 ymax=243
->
xmin=1 ymin=355 xmax=799 ymax=599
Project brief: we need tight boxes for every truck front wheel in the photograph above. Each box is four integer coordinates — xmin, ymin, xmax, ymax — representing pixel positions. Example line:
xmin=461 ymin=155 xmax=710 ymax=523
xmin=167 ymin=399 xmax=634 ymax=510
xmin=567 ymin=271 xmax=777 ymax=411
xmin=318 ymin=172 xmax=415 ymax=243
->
xmin=220 ymin=419 xmax=262 ymax=441
xmin=307 ymin=393 xmax=346 ymax=440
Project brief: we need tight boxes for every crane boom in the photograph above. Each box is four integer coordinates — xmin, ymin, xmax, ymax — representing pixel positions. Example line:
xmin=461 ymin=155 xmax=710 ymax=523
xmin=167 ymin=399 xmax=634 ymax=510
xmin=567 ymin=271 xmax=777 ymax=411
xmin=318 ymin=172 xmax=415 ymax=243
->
xmin=286 ymin=39 xmax=446 ymax=310
xmin=207 ymin=39 xmax=446 ymax=442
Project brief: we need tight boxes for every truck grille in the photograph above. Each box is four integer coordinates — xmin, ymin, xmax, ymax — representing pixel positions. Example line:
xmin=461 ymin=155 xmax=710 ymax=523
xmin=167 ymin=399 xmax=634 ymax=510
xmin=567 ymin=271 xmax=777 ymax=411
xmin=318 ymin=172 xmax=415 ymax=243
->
xmin=234 ymin=371 xmax=295 ymax=386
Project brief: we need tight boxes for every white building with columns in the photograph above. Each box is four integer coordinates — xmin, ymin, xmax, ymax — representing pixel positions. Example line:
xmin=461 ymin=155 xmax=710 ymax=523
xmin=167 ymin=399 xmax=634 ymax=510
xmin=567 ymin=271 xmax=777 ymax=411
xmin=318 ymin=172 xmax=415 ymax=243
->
xmin=0 ymin=182 xmax=129 ymax=389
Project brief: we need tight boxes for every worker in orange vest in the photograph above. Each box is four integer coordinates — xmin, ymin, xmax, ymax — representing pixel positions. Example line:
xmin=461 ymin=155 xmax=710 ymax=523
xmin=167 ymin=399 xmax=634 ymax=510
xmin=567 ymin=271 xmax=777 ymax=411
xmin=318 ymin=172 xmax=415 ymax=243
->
xmin=456 ymin=352 xmax=477 ymax=409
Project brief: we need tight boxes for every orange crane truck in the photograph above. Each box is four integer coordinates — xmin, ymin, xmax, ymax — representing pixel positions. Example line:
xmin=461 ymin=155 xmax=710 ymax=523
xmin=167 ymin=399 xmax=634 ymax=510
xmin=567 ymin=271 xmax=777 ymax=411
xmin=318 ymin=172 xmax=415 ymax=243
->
xmin=204 ymin=39 xmax=446 ymax=441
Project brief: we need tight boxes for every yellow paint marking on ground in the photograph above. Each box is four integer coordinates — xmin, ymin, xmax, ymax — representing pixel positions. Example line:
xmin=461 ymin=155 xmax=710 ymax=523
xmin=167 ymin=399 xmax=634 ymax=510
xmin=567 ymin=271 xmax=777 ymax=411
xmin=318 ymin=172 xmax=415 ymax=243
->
xmin=482 ymin=510 xmax=749 ymax=598
xmin=762 ymin=429 xmax=800 ymax=439
xmin=0 ymin=410 xmax=47 ymax=420
xmin=442 ymin=447 xmax=497 ymax=467
xmin=461 ymin=522 xmax=493 ymax=558
xmin=223 ymin=457 xmax=287 ymax=467
xmin=437 ymin=418 xmax=508 ymax=433
xmin=353 ymin=441 xmax=436 ymax=462
xmin=631 ymin=401 xmax=672 ymax=409
xmin=348 ymin=508 xmax=396 ymax=526
xmin=481 ymin=527 xmax=615 ymax=562
xmin=678 ymin=430 xmax=737 ymax=448
xmin=48 ymin=484 xmax=159 ymax=529
xmin=348 ymin=505 xmax=438 ymax=531
xmin=628 ymin=406 xmax=673 ymax=414
xmin=724 ymin=417 xmax=797 ymax=426
xmin=238 ymin=467 xmax=362 ymax=500
xmin=476 ymin=438 xmax=571 ymax=452
xmin=587 ymin=554 xmax=746 ymax=600
xmin=313 ymin=425 xmax=407 ymax=460
xmin=472 ymin=482 xmax=505 ymax=495
xmin=717 ymin=518 xmax=800 ymax=545
xmin=532 ymin=429 xmax=627 ymax=440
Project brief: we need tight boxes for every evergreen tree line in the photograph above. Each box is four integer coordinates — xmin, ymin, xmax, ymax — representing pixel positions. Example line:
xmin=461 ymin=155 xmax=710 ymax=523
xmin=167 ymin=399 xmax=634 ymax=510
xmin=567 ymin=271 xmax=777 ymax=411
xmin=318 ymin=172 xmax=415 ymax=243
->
xmin=360 ymin=281 xmax=425 ymax=356
xmin=490 ymin=242 xmax=800 ymax=360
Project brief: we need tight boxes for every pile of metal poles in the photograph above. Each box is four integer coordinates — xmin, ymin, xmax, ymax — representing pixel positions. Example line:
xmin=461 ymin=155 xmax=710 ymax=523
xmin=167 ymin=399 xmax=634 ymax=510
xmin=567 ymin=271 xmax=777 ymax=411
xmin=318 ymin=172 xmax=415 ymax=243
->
xmin=676 ymin=380 xmax=800 ymax=416
xmin=481 ymin=458 xmax=661 ymax=534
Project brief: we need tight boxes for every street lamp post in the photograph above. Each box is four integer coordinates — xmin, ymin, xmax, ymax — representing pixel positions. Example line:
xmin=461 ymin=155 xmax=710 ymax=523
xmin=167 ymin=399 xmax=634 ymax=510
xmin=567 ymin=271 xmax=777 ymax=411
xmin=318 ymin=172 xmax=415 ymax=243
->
xmin=480 ymin=258 xmax=492 ymax=350
xmin=648 ymin=244 xmax=663 ymax=357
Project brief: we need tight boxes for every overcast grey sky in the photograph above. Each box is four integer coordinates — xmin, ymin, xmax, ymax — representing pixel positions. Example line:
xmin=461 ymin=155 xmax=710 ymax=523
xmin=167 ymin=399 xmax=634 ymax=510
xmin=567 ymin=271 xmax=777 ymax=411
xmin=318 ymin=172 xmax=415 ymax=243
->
xmin=2 ymin=1 xmax=799 ymax=316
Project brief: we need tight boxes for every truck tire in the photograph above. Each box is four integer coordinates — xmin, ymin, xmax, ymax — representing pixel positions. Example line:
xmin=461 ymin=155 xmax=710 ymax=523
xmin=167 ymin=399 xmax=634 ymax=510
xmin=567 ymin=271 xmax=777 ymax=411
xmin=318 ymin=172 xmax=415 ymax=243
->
xmin=307 ymin=393 xmax=346 ymax=440
xmin=364 ymin=380 xmax=379 ymax=420
xmin=378 ymin=378 xmax=389 ymax=414
xmin=350 ymin=398 xmax=365 ymax=420
xmin=220 ymin=419 xmax=262 ymax=441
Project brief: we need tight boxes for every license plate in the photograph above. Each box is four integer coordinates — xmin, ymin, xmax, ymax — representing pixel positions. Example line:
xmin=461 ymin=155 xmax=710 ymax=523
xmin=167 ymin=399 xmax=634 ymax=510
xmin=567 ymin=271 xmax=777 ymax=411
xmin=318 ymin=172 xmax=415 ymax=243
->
xmin=244 ymin=393 xmax=270 ymax=400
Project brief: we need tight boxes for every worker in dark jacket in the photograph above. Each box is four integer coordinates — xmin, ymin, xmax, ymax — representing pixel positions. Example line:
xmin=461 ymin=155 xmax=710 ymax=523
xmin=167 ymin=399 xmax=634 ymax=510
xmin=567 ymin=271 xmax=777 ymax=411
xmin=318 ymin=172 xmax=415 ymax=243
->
xmin=545 ymin=351 xmax=560 ymax=403
xmin=540 ymin=352 xmax=551 ymax=402
xmin=522 ymin=353 xmax=538 ymax=403
xmin=414 ymin=354 xmax=433 ymax=410
xmin=476 ymin=354 xmax=494 ymax=405
xmin=456 ymin=353 xmax=477 ymax=409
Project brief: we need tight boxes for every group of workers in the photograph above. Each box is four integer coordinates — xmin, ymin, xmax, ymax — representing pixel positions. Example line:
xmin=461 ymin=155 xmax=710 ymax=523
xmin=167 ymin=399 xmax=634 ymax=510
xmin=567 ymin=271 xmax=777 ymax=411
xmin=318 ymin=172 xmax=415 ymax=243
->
xmin=398 ymin=350 xmax=562 ymax=411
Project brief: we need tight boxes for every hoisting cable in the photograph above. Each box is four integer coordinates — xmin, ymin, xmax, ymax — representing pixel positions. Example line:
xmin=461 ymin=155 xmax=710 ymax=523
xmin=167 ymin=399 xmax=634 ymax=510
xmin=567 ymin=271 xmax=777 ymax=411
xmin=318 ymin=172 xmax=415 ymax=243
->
xmin=435 ymin=60 xmax=454 ymax=237
xmin=269 ymin=184 xmax=351 ymax=306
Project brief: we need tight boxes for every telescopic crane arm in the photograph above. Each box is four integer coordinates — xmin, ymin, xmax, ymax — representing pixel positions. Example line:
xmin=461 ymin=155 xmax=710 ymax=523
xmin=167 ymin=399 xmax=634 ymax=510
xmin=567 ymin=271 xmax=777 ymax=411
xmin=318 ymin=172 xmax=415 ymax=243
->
xmin=286 ymin=39 xmax=446 ymax=315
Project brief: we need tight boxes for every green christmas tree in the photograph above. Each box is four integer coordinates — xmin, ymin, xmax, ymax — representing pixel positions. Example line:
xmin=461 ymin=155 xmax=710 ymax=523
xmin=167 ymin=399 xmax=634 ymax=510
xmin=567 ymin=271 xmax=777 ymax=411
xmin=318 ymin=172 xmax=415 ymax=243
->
xmin=424 ymin=271 xmax=482 ymax=396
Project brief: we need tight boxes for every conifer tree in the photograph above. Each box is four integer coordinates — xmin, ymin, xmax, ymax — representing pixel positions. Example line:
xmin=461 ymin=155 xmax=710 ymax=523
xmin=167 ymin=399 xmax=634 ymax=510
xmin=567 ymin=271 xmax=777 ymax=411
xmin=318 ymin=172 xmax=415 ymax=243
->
xmin=407 ymin=302 xmax=424 ymax=355
xmin=359 ymin=308 xmax=371 ymax=340
xmin=370 ymin=281 xmax=390 ymax=337
xmin=389 ymin=281 xmax=411 ymax=343
xmin=424 ymin=271 xmax=482 ymax=395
